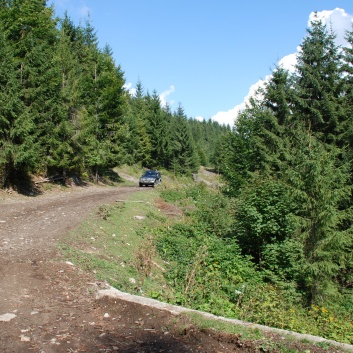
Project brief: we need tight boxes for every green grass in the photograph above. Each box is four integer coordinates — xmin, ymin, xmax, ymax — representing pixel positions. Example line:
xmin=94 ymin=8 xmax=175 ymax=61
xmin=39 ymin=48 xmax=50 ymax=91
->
xmin=59 ymin=188 xmax=170 ymax=296
xmin=175 ymin=312 xmax=337 ymax=353
xmin=181 ymin=311 xmax=263 ymax=341
xmin=60 ymin=163 xmax=190 ymax=298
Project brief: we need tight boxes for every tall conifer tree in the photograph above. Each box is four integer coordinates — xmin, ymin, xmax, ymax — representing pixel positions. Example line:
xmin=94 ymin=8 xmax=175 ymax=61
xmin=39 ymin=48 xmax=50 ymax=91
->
xmin=294 ymin=16 xmax=343 ymax=143
xmin=169 ymin=104 xmax=198 ymax=174
xmin=125 ymin=80 xmax=152 ymax=166
xmin=284 ymin=127 xmax=352 ymax=304
xmin=145 ymin=91 xmax=169 ymax=168
xmin=43 ymin=15 xmax=83 ymax=180
xmin=0 ymin=29 xmax=38 ymax=186
xmin=0 ymin=0 xmax=58 ymax=182
xmin=76 ymin=20 xmax=128 ymax=180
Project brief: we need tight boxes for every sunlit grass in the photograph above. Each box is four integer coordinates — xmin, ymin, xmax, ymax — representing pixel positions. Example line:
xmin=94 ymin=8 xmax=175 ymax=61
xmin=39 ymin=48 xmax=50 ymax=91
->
xmin=59 ymin=188 xmax=169 ymax=295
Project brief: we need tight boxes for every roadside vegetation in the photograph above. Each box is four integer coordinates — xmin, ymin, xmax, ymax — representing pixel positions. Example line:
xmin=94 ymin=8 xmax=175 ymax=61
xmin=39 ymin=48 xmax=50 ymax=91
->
xmin=60 ymin=166 xmax=353 ymax=347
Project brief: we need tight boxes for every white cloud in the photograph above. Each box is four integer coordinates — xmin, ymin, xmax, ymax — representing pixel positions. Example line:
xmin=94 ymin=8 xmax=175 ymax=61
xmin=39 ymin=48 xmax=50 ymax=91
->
xmin=278 ymin=53 xmax=297 ymax=73
xmin=211 ymin=106 xmax=241 ymax=127
xmin=195 ymin=116 xmax=204 ymax=122
xmin=159 ymin=85 xmax=175 ymax=107
xmin=212 ymin=8 xmax=353 ymax=127
xmin=309 ymin=8 xmax=353 ymax=47
xmin=123 ymin=82 xmax=136 ymax=96
xmin=212 ymin=79 xmax=266 ymax=126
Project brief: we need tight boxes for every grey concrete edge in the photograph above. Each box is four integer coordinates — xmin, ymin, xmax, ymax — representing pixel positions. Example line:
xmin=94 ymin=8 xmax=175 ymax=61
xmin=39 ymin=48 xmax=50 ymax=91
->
xmin=97 ymin=286 xmax=353 ymax=352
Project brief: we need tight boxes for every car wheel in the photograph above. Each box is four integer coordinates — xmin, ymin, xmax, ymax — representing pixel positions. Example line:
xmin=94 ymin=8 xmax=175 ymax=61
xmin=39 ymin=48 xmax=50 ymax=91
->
xmin=139 ymin=183 xmax=143 ymax=187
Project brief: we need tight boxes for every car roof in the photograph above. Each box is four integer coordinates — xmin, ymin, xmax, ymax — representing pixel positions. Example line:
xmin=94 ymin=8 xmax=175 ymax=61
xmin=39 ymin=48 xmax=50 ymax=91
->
xmin=143 ymin=170 xmax=159 ymax=175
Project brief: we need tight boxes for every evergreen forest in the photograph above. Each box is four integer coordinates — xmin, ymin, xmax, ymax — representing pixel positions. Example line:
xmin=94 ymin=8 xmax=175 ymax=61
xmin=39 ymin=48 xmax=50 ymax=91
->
xmin=0 ymin=0 xmax=228 ymax=188
xmin=2 ymin=0 xmax=353 ymax=344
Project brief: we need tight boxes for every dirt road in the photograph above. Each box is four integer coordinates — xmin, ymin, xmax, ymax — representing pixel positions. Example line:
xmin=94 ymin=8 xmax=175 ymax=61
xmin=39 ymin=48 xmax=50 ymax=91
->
xmin=0 ymin=186 xmax=137 ymax=261
xmin=0 ymin=185 xmax=246 ymax=353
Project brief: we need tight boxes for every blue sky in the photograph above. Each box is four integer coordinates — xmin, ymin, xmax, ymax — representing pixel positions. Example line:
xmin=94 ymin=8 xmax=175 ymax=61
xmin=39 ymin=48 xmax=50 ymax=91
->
xmin=50 ymin=1 xmax=353 ymax=126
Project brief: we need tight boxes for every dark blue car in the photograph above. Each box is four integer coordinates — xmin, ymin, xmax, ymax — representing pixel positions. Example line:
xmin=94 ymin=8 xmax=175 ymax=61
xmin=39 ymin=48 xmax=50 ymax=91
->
xmin=139 ymin=170 xmax=162 ymax=187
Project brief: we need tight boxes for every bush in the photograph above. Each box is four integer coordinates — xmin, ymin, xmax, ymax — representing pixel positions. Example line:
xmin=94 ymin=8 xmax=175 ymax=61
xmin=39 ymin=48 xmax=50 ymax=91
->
xmin=156 ymin=182 xmax=353 ymax=344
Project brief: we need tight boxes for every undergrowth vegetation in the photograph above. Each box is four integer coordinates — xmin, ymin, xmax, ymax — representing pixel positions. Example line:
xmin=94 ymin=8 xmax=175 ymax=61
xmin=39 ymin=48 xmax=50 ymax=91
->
xmin=156 ymin=183 xmax=353 ymax=344
xmin=60 ymin=167 xmax=353 ymax=345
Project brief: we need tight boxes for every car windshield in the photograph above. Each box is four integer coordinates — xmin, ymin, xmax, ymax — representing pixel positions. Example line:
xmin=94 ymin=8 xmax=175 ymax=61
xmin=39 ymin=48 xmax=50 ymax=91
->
xmin=142 ymin=171 xmax=158 ymax=177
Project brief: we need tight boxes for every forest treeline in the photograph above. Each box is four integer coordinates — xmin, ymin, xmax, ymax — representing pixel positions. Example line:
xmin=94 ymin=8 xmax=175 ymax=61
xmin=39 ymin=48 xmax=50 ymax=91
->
xmin=0 ymin=0 xmax=228 ymax=187
xmin=217 ymin=15 xmax=353 ymax=306
xmin=154 ymin=13 xmax=353 ymax=343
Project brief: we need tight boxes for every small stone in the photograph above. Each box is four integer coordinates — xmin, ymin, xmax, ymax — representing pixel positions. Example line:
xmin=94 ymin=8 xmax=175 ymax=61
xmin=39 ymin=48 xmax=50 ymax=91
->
xmin=103 ymin=313 xmax=110 ymax=319
xmin=20 ymin=335 xmax=30 ymax=342
xmin=0 ymin=313 xmax=16 ymax=322
xmin=129 ymin=277 xmax=136 ymax=284
xmin=50 ymin=338 xmax=60 ymax=345
xmin=134 ymin=215 xmax=145 ymax=220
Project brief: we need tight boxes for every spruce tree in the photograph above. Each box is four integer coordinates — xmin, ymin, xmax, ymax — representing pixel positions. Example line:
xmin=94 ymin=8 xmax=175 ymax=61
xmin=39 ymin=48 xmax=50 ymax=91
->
xmin=0 ymin=0 xmax=58 ymax=183
xmin=47 ymin=15 xmax=85 ymax=180
xmin=294 ymin=16 xmax=343 ymax=143
xmin=169 ymin=104 xmax=198 ymax=174
xmin=125 ymin=80 xmax=152 ymax=166
xmin=0 ymin=30 xmax=38 ymax=187
xmin=341 ymin=25 xmax=353 ymax=163
xmin=284 ymin=126 xmax=352 ymax=304
xmin=255 ymin=65 xmax=295 ymax=176
xmin=220 ymin=116 xmax=252 ymax=195
xmin=338 ymin=23 xmax=353 ymax=295
xmin=77 ymin=20 xmax=128 ymax=180
xmin=145 ymin=90 xmax=169 ymax=168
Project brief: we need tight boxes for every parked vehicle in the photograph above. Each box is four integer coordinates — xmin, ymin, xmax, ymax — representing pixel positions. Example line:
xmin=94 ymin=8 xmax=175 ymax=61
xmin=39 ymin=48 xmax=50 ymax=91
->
xmin=139 ymin=170 xmax=162 ymax=187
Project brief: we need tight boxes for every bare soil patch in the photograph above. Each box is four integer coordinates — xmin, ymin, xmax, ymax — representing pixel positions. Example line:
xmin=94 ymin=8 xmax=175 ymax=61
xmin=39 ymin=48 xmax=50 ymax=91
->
xmin=0 ymin=184 xmax=348 ymax=352
xmin=155 ymin=197 xmax=183 ymax=217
